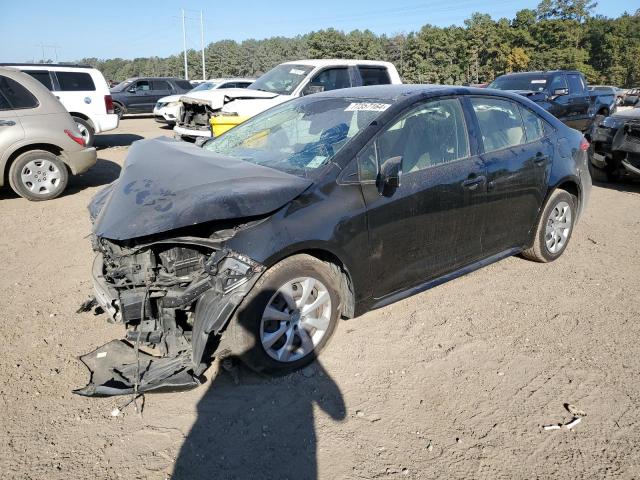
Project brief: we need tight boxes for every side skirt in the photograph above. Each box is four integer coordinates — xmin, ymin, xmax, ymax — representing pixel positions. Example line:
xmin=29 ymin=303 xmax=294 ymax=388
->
xmin=370 ymin=247 xmax=522 ymax=311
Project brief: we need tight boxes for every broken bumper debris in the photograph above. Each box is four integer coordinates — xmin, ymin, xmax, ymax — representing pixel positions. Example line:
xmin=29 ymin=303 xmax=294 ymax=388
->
xmin=75 ymin=237 xmax=264 ymax=397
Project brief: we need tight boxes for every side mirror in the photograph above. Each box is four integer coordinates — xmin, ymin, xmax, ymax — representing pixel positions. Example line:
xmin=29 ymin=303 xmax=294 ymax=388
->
xmin=377 ymin=156 xmax=402 ymax=196
xmin=553 ymin=88 xmax=569 ymax=97
xmin=302 ymin=84 xmax=324 ymax=96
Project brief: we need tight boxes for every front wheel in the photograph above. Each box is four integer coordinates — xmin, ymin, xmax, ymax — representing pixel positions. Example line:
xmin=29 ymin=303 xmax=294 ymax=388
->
xmin=522 ymin=189 xmax=575 ymax=263
xmin=113 ymin=102 xmax=126 ymax=120
xmin=226 ymin=254 xmax=342 ymax=374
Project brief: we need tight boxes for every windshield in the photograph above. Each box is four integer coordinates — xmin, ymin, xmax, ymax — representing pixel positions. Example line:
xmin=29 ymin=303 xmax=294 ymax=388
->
xmin=110 ymin=79 xmax=135 ymax=92
xmin=489 ymin=75 xmax=549 ymax=92
xmin=190 ymin=82 xmax=218 ymax=92
xmin=203 ymin=96 xmax=390 ymax=178
xmin=248 ymin=64 xmax=314 ymax=95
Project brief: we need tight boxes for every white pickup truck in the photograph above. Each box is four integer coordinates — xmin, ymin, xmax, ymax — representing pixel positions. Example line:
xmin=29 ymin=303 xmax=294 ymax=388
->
xmin=173 ymin=59 xmax=402 ymax=139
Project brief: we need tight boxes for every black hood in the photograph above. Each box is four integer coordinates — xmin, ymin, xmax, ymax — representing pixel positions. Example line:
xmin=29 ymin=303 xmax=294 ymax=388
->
xmin=90 ymin=137 xmax=312 ymax=241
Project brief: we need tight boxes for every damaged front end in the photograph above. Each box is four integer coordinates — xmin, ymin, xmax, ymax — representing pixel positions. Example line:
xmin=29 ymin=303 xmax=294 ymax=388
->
xmin=75 ymin=236 xmax=264 ymax=397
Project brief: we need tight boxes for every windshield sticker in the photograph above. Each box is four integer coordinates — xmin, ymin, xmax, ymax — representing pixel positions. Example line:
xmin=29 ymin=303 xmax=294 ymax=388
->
xmin=345 ymin=102 xmax=390 ymax=112
xmin=307 ymin=156 xmax=327 ymax=168
xmin=289 ymin=68 xmax=306 ymax=75
xmin=531 ymin=80 xmax=546 ymax=84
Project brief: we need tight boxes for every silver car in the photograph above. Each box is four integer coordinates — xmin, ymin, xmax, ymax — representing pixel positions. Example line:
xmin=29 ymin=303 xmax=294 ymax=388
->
xmin=0 ymin=67 xmax=97 ymax=200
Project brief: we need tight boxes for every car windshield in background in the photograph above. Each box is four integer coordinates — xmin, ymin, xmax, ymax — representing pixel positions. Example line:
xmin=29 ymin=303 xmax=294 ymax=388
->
xmin=204 ymin=96 xmax=389 ymax=178
xmin=248 ymin=64 xmax=314 ymax=95
xmin=110 ymin=79 xmax=134 ymax=92
xmin=190 ymin=82 xmax=217 ymax=92
xmin=489 ymin=75 xmax=549 ymax=92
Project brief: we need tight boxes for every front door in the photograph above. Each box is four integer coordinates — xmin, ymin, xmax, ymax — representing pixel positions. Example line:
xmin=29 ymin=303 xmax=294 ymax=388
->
xmin=360 ymin=98 xmax=486 ymax=299
xmin=469 ymin=97 xmax=551 ymax=255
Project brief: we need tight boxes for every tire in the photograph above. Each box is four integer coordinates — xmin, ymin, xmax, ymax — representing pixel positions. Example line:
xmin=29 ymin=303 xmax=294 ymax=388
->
xmin=522 ymin=189 xmax=575 ymax=263
xmin=8 ymin=150 xmax=69 ymax=201
xmin=72 ymin=116 xmax=95 ymax=147
xmin=113 ymin=102 xmax=126 ymax=119
xmin=226 ymin=254 xmax=342 ymax=374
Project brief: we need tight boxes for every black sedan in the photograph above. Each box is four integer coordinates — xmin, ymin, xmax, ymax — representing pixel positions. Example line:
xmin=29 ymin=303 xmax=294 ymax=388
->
xmin=78 ymin=85 xmax=592 ymax=396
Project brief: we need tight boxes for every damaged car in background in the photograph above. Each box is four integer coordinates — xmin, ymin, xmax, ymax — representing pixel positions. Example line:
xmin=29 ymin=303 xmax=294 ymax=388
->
xmin=77 ymin=85 xmax=591 ymax=397
xmin=588 ymin=107 xmax=640 ymax=181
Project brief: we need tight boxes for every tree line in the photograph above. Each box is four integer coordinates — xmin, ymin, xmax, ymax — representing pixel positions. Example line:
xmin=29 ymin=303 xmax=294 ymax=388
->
xmin=76 ymin=0 xmax=640 ymax=87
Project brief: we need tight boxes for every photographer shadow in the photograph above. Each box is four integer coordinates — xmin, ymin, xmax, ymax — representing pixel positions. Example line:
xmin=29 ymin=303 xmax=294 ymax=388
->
xmin=172 ymin=287 xmax=346 ymax=480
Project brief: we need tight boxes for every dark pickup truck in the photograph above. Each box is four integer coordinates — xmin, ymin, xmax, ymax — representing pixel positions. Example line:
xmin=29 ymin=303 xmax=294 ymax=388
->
xmin=488 ymin=70 xmax=616 ymax=132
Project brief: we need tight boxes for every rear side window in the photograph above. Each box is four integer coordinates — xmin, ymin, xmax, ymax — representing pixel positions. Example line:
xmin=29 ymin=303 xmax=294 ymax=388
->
xmin=56 ymin=72 xmax=96 ymax=91
xmin=175 ymin=80 xmax=193 ymax=90
xmin=471 ymin=97 xmax=526 ymax=153
xmin=358 ymin=67 xmax=391 ymax=86
xmin=0 ymin=75 xmax=38 ymax=109
xmin=153 ymin=80 xmax=171 ymax=90
xmin=24 ymin=70 xmax=53 ymax=90
xmin=520 ymin=106 xmax=545 ymax=142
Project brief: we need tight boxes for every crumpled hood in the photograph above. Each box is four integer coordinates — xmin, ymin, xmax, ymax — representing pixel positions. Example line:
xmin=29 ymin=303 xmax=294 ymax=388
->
xmin=180 ymin=88 xmax=279 ymax=109
xmin=90 ymin=137 xmax=312 ymax=241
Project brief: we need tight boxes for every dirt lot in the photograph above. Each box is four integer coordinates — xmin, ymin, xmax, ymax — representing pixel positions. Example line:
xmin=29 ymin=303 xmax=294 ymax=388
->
xmin=1 ymin=116 xmax=639 ymax=479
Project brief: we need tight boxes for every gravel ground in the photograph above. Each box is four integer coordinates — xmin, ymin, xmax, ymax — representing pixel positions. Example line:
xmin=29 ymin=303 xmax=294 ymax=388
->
xmin=1 ymin=117 xmax=639 ymax=479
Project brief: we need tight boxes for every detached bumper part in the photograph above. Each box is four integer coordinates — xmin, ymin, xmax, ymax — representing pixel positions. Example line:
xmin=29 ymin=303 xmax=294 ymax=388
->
xmin=74 ymin=340 xmax=200 ymax=397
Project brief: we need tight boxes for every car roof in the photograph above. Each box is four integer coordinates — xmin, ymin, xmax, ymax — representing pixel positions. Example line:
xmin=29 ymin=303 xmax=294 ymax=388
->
xmin=496 ymin=70 xmax=582 ymax=77
xmin=0 ymin=62 xmax=94 ymax=69
xmin=281 ymin=59 xmax=395 ymax=68
xmin=207 ymin=78 xmax=256 ymax=82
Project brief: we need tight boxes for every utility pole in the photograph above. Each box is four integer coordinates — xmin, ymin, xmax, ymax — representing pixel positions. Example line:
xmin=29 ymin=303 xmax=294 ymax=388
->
xmin=182 ymin=9 xmax=188 ymax=80
xmin=200 ymin=10 xmax=206 ymax=80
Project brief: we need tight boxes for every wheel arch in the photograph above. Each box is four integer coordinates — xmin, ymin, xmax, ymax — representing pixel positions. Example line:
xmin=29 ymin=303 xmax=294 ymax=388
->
xmin=69 ymin=112 xmax=95 ymax=129
xmin=264 ymin=245 xmax=356 ymax=319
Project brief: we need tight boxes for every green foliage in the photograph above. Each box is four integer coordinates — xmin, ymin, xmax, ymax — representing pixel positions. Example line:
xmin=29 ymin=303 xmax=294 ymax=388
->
xmin=76 ymin=0 xmax=640 ymax=87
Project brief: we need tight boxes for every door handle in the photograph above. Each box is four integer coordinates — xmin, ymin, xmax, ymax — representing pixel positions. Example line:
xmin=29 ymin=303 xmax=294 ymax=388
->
xmin=462 ymin=175 xmax=486 ymax=190
xmin=0 ymin=120 xmax=16 ymax=126
xmin=534 ymin=153 xmax=549 ymax=166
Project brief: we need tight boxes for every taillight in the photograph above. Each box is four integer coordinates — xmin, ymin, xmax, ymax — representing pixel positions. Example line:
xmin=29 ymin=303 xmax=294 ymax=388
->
xmin=104 ymin=94 xmax=114 ymax=114
xmin=65 ymin=129 xmax=86 ymax=147
xmin=580 ymin=137 xmax=589 ymax=151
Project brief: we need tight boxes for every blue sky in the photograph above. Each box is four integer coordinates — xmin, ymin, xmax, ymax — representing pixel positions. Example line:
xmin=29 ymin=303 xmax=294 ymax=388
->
xmin=0 ymin=0 xmax=633 ymax=62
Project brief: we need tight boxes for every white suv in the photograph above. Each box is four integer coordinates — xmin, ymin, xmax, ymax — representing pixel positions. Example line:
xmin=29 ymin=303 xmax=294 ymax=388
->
xmin=0 ymin=64 xmax=118 ymax=146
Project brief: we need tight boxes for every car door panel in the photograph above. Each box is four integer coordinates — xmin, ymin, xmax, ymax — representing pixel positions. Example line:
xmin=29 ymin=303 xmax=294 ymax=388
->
xmin=360 ymin=98 xmax=486 ymax=299
xmin=469 ymin=97 xmax=551 ymax=255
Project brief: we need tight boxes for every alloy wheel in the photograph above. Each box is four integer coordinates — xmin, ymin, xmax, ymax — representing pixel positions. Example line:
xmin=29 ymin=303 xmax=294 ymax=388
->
xmin=260 ymin=276 xmax=332 ymax=362
xmin=545 ymin=201 xmax=572 ymax=254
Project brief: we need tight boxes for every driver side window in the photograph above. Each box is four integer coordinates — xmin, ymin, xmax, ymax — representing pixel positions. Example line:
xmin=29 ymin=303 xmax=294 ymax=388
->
xmin=309 ymin=68 xmax=351 ymax=92
xmin=357 ymin=98 xmax=470 ymax=180
xmin=134 ymin=81 xmax=150 ymax=92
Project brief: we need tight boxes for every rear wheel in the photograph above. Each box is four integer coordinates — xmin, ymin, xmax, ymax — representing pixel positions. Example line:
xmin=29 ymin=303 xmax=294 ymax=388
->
xmin=113 ymin=102 xmax=126 ymax=119
xmin=226 ymin=254 xmax=342 ymax=374
xmin=522 ymin=190 xmax=575 ymax=263
xmin=72 ymin=116 xmax=95 ymax=147
xmin=8 ymin=150 xmax=69 ymax=201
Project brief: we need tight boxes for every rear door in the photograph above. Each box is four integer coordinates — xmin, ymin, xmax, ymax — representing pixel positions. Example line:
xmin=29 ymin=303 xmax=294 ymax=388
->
xmin=0 ymin=76 xmax=26 ymax=162
xmin=150 ymin=80 xmax=173 ymax=106
xmin=53 ymin=70 xmax=99 ymax=117
xmin=469 ymin=97 xmax=551 ymax=255
xmin=360 ymin=97 xmax=486 ymax=298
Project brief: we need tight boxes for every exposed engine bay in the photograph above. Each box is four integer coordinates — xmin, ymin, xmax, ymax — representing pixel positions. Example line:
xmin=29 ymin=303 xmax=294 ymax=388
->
xmin=75 ymin=235 xmax=264 ymax=397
